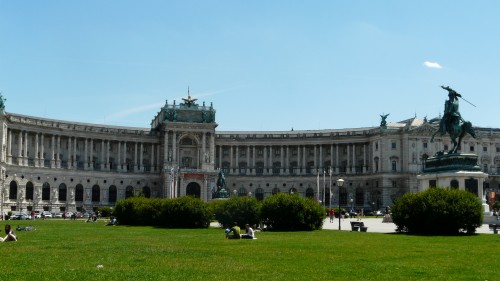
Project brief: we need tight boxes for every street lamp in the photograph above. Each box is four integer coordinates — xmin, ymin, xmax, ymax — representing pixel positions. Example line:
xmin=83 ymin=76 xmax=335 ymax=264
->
xmin=336 ymin=178 xmax=344 ymax=230
xmin=350 ymin=197 xmax=354 ymax=213
xmin=328 ymin=167 xmax=333 ymax=210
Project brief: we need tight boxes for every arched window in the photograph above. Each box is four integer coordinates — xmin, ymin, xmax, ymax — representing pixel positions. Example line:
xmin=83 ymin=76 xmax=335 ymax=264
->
xmin=289 ymin=187 xmax=298 ymax=195
xmin=355 ymin=188 xmax=364 ymax=205
xmin=142 ymin=186 xmax=151 ymax=198
xmin=125 ymin=186 xmax=134 ymax=199
xmin=305 ymin=187 xmax=315 ymax=199
xmin=186 ymin=183 xmax=200 ymax=198
xmin=272 ymin=187 xmax=280 ymax=195
xmin=92 ymin=185 xmax=100 ymax=202
xmin=450 ymin=179 xmax=459 ymax=189
xmin=42 ymin=182 xmax=51 ymax=201
xmin=75 ymin=184 xmax=84 ymax=201
xmin=255 ymin=188 xmax=264 ymax=201
xmin=59 ymin=183 xmax=67 ymax=201
xmin=26 ymin=181 xmax=34 ymax=200
xmin=9 ymin=181 xmax=18 ymax=200
xmin=108 ymin=186 xmax=117 ymax=203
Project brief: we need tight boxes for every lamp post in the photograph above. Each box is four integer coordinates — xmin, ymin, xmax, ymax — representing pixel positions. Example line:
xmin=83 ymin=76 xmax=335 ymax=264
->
xmin=328 ymin=167 xmax=333 ymax=210
xmin=350 ymin=197 xmax=354 ymax=213
xmin=337 ymin=178 xmax=344 ymax=230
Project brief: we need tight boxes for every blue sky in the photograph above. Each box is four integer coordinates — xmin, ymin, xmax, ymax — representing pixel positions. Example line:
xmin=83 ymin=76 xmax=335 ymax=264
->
xmin=1 ymin=1 xmax=499 ymax=131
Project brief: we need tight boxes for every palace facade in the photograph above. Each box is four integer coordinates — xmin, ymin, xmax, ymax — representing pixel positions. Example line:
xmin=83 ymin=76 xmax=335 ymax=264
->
xmin=1 ymin=95 xmax=500 ymax=214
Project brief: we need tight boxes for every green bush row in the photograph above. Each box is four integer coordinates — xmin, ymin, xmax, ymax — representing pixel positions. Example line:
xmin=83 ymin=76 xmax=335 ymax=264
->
xmin=391 ymin=188 xmax=483 ymax=235
xmin=114 ymin=196 xmax=211 ymax=228
xmin=114 ymin=193 xmax=325 ymax=231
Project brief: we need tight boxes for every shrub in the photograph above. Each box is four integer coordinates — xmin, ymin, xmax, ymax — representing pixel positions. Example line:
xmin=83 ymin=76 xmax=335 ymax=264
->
xmin=159 ymin=196 xmax=211 ymax=228
xmin=391 ymin=188 xmax=483 ymax=235
xmin=212 ymin=197 xmax=261 ymax=229
xmin=260 ymin=193 xmax=325 ymax=231
xmin=113 ymin=197 xmax=163 ymax=226
xmin=97 ymin=206 xmax=113 ymax=217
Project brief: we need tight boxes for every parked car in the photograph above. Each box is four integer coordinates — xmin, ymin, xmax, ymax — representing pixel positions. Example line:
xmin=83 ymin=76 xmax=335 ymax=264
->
xmin=374 ymin=210 xmax=383 ymax=217
xmin=41 ymin=211 xmax=53 ymax=218
xmin=53 ymin=213 xmax=64 ymax=218
xmin=9 ymin=213 xmax=31 ymax=220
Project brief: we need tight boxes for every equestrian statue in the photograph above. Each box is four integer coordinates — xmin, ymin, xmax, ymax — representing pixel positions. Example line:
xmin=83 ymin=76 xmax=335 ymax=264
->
xmin=430 ymin=86 xmax=476 ymax=154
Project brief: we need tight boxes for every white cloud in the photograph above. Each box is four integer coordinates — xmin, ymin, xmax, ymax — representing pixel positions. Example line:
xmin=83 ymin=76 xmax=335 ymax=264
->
xmin=423 ymin=61 xmax=443 ymax=69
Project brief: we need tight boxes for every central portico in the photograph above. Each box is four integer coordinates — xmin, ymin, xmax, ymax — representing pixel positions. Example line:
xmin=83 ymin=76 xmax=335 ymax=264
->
xmin=151 ymin=94 xmax=218 ymax=201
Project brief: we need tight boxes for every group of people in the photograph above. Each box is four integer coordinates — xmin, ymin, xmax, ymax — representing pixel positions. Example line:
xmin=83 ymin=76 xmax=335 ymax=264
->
xmin=225 ymin=222 xmax=256 ymax=239
xmin=0 ymin=224 xmax=17 ymax=242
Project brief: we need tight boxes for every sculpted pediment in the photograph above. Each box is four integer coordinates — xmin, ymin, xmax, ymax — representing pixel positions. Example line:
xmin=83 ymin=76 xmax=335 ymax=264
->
xmin=409 ymin=123 xmax=438 ymax=136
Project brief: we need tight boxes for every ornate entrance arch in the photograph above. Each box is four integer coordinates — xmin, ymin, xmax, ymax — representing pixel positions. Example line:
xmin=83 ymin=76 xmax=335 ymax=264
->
xmin=186 ymin=182 xmax=201 ymax=198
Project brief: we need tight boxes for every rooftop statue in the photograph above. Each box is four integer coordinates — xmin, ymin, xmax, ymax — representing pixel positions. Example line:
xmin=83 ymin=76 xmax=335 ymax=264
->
xmin=380 ymin=113 xmax=389 ymax=127
xmin=0 ymin=93 xmax=6 ymax=110
xmin=431 ymin=86 xmax=476 ymax=153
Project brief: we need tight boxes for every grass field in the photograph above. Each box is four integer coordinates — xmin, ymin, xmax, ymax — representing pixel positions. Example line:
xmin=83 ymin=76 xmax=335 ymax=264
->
xmin=1 ymin=219 xmax=499 ymax=281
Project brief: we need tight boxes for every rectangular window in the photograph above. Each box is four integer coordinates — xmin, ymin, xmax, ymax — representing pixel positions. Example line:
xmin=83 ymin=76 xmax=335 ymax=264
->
xmin=391 ymin=142 xmax=396 ymax=149
xmin=483 ymin=146 xmax=487 ymax=152
xmin=392 ymin=160 xmax=397 ymax=171
xmin=497 ymin=147 xmax=500 ymax=153
xmin=444 ymin=145 xmax=448 ymax=151
xmin=470 ymin=146 xmax=475 ymax=152
xmin=423 ymin=143 xmax=428 ymax=149
xmin=257 ymin=149 xmax=263 ymax=156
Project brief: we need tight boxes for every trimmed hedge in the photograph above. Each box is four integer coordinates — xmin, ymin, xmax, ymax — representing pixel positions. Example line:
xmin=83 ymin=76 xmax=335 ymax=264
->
xmin=114 ymin=196 xmax=211 ymax=228
xmin=391 ymin=188 xmax=483 ymax=235
xmin=260 ymin=193 xmax=325 ymax=231
xmin=212 ymin=197 xmax=261 ymax=229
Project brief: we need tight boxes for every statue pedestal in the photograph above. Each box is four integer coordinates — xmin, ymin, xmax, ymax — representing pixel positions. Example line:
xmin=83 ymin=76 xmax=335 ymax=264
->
xmin=417 ymin=153 xmax=488 ymax=209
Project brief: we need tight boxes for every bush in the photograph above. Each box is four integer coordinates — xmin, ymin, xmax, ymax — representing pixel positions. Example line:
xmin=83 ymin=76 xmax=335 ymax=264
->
xmin=159 ymin=196 xmax=211 ymax=228
xmin=114 ymin=197 xmax=163 ymax=226
xmin=260 ymin=193 xmax=325 ymax=231
xmin=97 ymin=206 xmax=113 ymax=217
xmin=212 ymin=197 xmax=261 ymax=229
xmin=391 ymin=188 xmax=483 ymax=235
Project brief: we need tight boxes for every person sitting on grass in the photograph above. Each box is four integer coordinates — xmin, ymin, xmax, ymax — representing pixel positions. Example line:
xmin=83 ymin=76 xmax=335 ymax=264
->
xmin=0 ymin=224 xmax=17 ymax=242
xmin=241 ymin=224 xmax=255 ymax=239
xmin=225 ymin=222 xmax=241 ymax=239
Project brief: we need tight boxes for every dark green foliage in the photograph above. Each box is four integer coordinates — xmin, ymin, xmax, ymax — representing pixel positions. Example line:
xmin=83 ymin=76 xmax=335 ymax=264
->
xmin=391 ymin=188 xmax=483 ymax=235
xmin=212 ymin=197 xmax=261 ymax=228
xmin=97 ymin=206 xmax=113 ymax=217
xmin=114 ymin=196 xmax=211 ymax=228
xmin=114 ymin=197 xmax=163 ymax=226
xmin=158 ymin=196 xmax=211 ymax=228
xmin=260 ymin=193 xmax=325 ymax=231
xmin=493 ymin=201 xmax=500 ymax=211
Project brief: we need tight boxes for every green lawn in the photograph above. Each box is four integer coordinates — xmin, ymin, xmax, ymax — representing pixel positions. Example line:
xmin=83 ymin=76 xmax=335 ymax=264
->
xmin=1 ymin=219 xmax=499 ymax=281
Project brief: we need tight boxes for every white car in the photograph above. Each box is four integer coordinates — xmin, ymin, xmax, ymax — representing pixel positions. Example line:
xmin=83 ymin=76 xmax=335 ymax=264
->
xmin=41 ymin=212 xmax=53 ymax=218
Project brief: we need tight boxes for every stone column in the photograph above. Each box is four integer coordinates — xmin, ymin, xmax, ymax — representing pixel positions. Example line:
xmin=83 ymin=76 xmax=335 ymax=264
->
xmin=34 ymin=133 xmax=39 ymax=167
xmin=335 ymin=144 xmax=339 ymax=174
xmin=172 ymin=131 xmax=177 ymax=164
xmin=297 ymin=145 xmax=301 ymax=174
xmin=150 ymin=143 xmax=155 ymax=173
xmin=269 ymin=146 xmax=273 ymax=174
xmin=246 ymin=146 xmax=250 ymax=174
xmin=218 ymin=146 xmax=222 ymax=169
xmin=100 ymin=140 xmax=105 ymax=170
xmin=51 ymin=135 xmax=56 ymax=168
xmin=40 ymin=134 xmax=45 ymax=167
xmin=285 ymin=145 xmax=289 ymax=174
xmin=363 ymin=143 xmax=367 ymax=173
xmin=230 ymin=145 xmax=234 ymax=173
xmin=24 ymin=131 xmax=29 ymax=166
xmin=352 ymin=143 xmax=356 ymax=173
xmin=89 ymin=138 xmax=94 ymax=170
xmin=302 ymin=146 xmax=306 ymax=174
xmin=56 ymin=135 xmax=61 ymax=168
xmin=202 ymin=132 xmax=206 ymax=165
xmin=263 ymin=146 xmax=268 ymax=175
xmin=7 ymin=129 xmax=12 ymax=164
xmin=210 ymin=133 xmax=215 ymax=165
xmin=117 ymin=141 xmax=121 ymax=171
xmin=67 ymin=136 xmax=71 ymax=169
xmin=235 ymin=146 xmax=239 ymax=173
xmin=73 ymin=137 xmax=77 ymax=169
xmin=134 ymin=142 xmax=138 ymax=171
xmin=18 ymin=131 xmax=23 ymax=165
xmin=83 ymin=138 xmax=88 ymax=170
xmin=164 ymin=131 xmax=169 ymax=164
xmin=156 ymin=144 xmax=160 ymax=172
xmin=123 ymin=141 xmax=127 ymax=171
xmin=330 ymin=144 xmax=334 ymax=172
xmin=140 ymin=143 xmax=144 ymax=171
xmin=319 ymin=145 xmax=323 ymax=172
xmin=106 ymin=140 xmax=110 ymax=171
xmin=280 ymin=146 xmax=284 ymax=175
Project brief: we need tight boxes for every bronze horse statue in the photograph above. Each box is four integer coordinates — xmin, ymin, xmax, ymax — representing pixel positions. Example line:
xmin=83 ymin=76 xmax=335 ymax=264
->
xmin=431 ymin=120 xmax=476 ymax=154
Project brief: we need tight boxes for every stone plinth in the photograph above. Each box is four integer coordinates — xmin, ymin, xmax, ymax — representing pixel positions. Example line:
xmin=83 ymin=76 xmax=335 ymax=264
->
xmin=418 ymin=153 xmax=488 ymax=212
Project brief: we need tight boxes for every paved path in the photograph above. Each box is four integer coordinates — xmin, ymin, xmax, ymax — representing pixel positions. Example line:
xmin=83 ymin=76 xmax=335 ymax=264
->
xmin=322 ymin=217 xmax=495 ymax=234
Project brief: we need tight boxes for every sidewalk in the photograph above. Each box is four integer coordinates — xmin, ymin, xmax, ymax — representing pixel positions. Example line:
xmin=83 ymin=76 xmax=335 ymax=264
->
xmin=322 ymin=217 xmax=494 ymax=234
